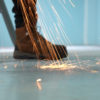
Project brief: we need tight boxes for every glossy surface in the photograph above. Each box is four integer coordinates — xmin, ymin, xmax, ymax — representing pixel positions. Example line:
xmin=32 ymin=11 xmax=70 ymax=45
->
xmin=0 ymin=52 xmax=100 ymax=100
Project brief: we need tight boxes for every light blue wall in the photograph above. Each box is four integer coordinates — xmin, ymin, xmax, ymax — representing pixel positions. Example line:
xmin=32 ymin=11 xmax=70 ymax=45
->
xmin=0 ymin=0 xmax=100 ymax=47
xmin=37 ymin=0 xmax=84 ymax=45
xmin=88 ymin=0 xmax=98 ymax=45
xmin=97 ymin=0 xmax=100 ymax=44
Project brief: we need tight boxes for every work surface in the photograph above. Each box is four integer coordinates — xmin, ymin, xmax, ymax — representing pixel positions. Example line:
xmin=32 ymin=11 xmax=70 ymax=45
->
xmin=0 ymin=51 xmax=100 ymax=100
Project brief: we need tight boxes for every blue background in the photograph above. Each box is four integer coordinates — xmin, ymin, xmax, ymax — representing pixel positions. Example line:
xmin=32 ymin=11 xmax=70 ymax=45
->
xmin=0 ymin=0 xmax=100 ymax=47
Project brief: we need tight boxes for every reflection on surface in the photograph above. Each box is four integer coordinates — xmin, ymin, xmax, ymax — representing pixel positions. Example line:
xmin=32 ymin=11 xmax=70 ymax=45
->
xmin=0 ymin=53 xmax=100 ymax=100
xmin=40 ymin=63 xmax=77 ymax=71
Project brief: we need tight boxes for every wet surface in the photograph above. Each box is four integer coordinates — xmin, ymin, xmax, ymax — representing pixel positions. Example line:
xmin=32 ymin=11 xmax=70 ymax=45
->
xmin=0 ymin=52 xmax=100 ymax=100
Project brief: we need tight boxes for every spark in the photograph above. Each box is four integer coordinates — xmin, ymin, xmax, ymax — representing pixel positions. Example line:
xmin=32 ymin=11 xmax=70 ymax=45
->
xmin=90 ymin=70 xmax=98 ymax=74
xmin=4 ymin=65 xmax=8 ymax=69
xmin=40 ymin=63 xmax=77 ymax=71
xmin=69 ymin=0 xmax=76 ymax=8
xmin=14 ymin=64 xmax=18 ymax=68
xmin=6 ymin=56 xmax=9 ymax=59
xmin=37 ymin=78 xmax=42 ymax=82
xmin=36 ymin=78 xmax=42 ymax=91
xmin=96 ymin=61 xmax=100 ymax=65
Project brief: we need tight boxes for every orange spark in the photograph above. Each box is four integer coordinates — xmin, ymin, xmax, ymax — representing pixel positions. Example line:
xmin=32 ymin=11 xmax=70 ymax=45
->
xmin=14 ymin=64 xmax=17 ymax=68
xmin=40 ymin=63 xmax=77 ymax=71
xmin=36 ymin=78 xmax=42 ymax=91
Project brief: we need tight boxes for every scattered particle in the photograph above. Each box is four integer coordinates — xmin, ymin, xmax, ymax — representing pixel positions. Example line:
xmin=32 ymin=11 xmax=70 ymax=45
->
xmin=4 ymin=65 xmax=8 ymax=69
xmin=14 ymin=64 xmax=17 ymax=68
xmin=6 ymin=56 xmax=9 ymax=59
xmin=37 ymin=78 xmax=42 ymax=82
xmin=36 ymin=78 xmax=42 ymax=91
xmin=69 ymin=0 xmax=76 ymax=7
xmin=96 ymin=61 xmax=100 ymax=65
xmin=90 ymin=70 xmax=98 ymax=74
